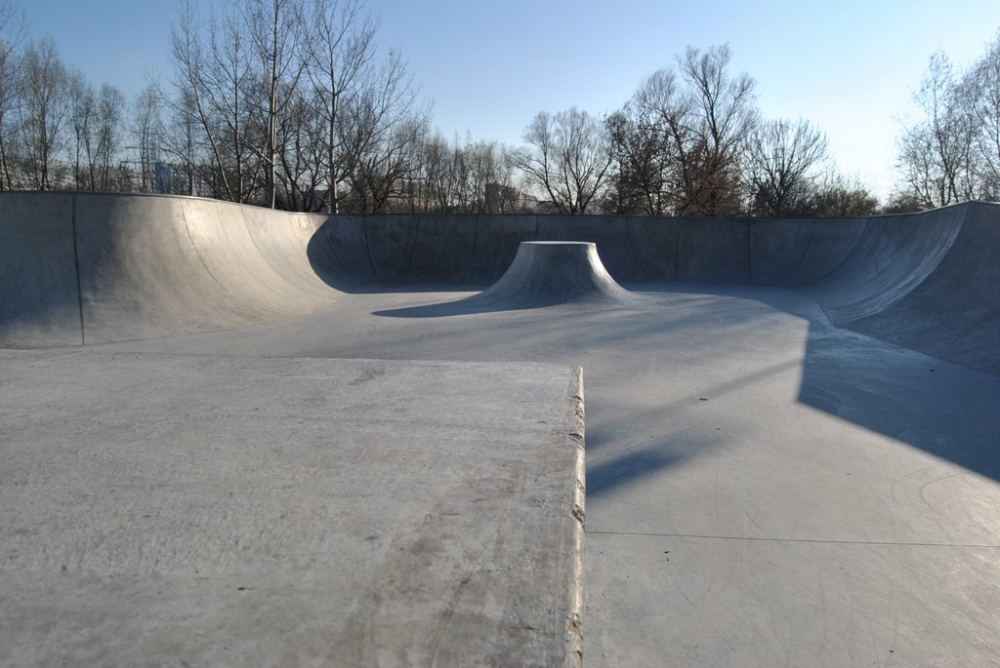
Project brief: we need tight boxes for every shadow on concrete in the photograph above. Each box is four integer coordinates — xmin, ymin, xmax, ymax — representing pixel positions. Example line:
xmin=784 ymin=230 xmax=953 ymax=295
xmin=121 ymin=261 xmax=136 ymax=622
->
xmin=372 ymin=293 xmax=546 ymax=317
xmin=371 ymin=291 xmax=656 ymax=317
xmin=374 ymin=282 xmax=1000 ymax=491
xmin=587 ymin=443 xmax=688 ymax=498
xmin=797 ymin=322 xmax=1000 ymax=482
xmin=584 ymin=354 xmax=805 ymax=499
xmin=581 ymin=318 xmax=1000 ymax=499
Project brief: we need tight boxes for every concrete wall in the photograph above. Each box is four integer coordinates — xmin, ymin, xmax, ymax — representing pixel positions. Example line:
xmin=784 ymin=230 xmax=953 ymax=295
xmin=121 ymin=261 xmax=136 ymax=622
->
xmin=2 ymin=192 xmax=997 ymax=374
xmin=1 ymin=192 xmax=336 ymax=347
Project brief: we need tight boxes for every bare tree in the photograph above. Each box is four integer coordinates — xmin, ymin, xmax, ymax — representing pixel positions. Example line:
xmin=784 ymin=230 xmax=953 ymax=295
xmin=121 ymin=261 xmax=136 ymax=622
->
xmin=68 ymin=78 xmax=126 ymax=192
xmin=810 ymin=170 xmax=880 ymax=216
xmin=465 ymin=139 xmax=519 ymax=213
xmin=408 ymin=134 xmax=522 ymax=213
xmin=517 ymin=107 xmax=613 ymax=214
xmin=132 ymin=83 xmax=166 ymax=193
xmin=417 ymin=131 xmax=461 ymax=212
xmin=93 ymin=83 xmax=125 ymax=190
xmin=164 ymin=0 xmax=423 ymax=211
xmin=745 ymin=118 xmax=828 ymax=217
xmin=606 ymin=47 xmax=758 ymax=216
xmin=168 ymin=0 xmax=260 ymax=202
xmin=896 ymin=52 xmax=976 ymax=208
xmin=17 ymin=36 xmax=70 ymax=190
xmin=674 ymin=44 xmax=757 ymax=215
xmin=0 ymin=0 xmax=25 ymax=189
xmin=967 ymin=31 xmax=1000 ymax=200
xmin=273 ymin=89 xmax=326 ymax=209
xmin=242 ymin=0 xmax=307 ymax=208
xmin=68 ymin=70 xmax=95 ymax=189
xmin=304 ymin=0 xmax=377 ymax=212
xmin=605 ymin=96 xmax=677 ymax=215
xmin=338 ymin=49 xmax=426 ymax=212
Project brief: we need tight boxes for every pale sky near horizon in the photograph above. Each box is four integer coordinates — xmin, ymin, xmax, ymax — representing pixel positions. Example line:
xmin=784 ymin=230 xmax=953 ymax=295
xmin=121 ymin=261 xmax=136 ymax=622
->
xmin=20 ymin=0 xmax=1000 ymax=200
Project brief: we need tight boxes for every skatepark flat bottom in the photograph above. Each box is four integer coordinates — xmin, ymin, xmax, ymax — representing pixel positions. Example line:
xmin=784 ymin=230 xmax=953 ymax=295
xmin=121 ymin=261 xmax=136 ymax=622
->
xmin=75 ymin=283 xmax=1000 ymax=667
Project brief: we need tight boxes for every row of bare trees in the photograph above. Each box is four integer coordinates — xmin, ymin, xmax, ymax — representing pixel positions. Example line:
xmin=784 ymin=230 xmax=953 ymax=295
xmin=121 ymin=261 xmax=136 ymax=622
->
xmin=0 ymin=3 xmax=130 ymax=193
xmin=5 ymin=0 xmax=994 ymax=216
xmin=516 ymin=45 xmax=879 ymax=217
xmin=160 ymin=0 xmax=428 ymax=212
xmin=895 ymin=32 xmax=1000 ymax=209
xmin=0 ymin=0 xmax=436 ymax=211
xmin=136 ymin=0 xmax=538 ymax=214
xmin=0 ymin=0 xmax=883 ymax=216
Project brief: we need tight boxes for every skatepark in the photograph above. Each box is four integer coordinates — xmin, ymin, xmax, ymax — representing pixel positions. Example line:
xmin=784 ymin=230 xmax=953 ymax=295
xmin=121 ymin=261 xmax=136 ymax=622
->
xmin=2 ymin=191 xmax=999 ymax=666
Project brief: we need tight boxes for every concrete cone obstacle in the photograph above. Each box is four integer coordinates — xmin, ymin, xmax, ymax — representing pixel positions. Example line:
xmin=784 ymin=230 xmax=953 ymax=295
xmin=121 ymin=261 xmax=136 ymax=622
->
xmin=476 ymin=241 xmax=636 ymax=307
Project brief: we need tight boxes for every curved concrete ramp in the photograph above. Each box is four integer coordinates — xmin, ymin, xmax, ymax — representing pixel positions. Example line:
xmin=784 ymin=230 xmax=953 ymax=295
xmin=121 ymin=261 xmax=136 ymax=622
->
xmin=479 ymin=241 xmax=635 ymax=306
xmin=0 ymin=193 xmax=338 ymax=347
xmin=784 ymin=203 xmax=997 ymax=373
xmin=375 ymin=241 xmax=642 ymax=317
xmin=842 ymin=202 xmax=1000 ymax=373
xmin=0 ymin=193 xmax=81 ymax=347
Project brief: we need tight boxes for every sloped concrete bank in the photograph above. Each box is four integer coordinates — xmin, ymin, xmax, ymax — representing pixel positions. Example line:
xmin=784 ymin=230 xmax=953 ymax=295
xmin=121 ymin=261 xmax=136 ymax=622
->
xmin=1 ymin=192 xmax=996 ymax=373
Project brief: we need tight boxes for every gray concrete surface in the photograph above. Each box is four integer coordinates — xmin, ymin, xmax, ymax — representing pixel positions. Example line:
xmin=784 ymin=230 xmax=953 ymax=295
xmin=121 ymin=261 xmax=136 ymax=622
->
xmin=0 ymin=352 xmax=585 ymax=667
xmin=96 ymin=285 xmax=1000 ymax=667
xmin=2 ymin=193 xmax=1000 ymax=666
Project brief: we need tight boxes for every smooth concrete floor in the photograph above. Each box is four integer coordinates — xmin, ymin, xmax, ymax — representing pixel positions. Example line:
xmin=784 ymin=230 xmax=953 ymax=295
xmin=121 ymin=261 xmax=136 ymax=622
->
xmin=91 ymin=283 xmax=1000 ymax=667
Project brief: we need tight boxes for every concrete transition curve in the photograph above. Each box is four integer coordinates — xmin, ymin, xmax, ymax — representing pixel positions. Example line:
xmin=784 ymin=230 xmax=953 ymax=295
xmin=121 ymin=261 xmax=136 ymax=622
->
xmin=470 ymin=241 xmax=637 ymax=308
xmin=1 ymin=191 xmax=998 ymax=374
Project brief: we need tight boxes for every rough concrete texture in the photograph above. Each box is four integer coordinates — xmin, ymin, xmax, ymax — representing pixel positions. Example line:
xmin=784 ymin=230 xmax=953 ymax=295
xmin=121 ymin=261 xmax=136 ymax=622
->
xmin=2 ymin=193 xmax=1000 ymax=666
xmin=0 ymin=352 xmax=585 ymax=667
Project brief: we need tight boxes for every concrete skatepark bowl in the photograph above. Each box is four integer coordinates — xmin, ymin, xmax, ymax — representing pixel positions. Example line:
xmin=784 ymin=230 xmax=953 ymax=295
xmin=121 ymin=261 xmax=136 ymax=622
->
xmin=2 ymin=191 xmax=999 ymax=667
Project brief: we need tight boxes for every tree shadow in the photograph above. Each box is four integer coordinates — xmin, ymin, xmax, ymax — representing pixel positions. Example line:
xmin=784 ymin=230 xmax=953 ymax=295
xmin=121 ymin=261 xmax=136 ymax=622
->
xmin=587 ymin=445 xmax=686 ymax=498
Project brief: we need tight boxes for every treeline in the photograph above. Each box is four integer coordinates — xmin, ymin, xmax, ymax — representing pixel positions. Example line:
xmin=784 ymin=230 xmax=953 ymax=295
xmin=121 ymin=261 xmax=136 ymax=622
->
xmin=0 ymin=0 xmax=997 ymax=216
xmin=518 ymin=46 xmax=880 ymax=218
xmin=895 ymin=35 xmax=1000 ymax=210
xmin=0 ymin=5 xmax=131 ymax=193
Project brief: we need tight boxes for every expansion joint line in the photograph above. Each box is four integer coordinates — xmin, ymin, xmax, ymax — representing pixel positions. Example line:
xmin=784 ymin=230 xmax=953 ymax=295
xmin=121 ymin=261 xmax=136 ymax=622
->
xmin=71 ymin=193 xmax=86 ymax=345
xmin=586 ymin=530 xmax=1000 ymax=549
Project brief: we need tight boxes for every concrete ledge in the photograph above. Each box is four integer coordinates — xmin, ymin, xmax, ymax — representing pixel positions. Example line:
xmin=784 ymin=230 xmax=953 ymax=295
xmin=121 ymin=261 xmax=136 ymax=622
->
xmin=0 ymin=352 xmax=586 ymax=667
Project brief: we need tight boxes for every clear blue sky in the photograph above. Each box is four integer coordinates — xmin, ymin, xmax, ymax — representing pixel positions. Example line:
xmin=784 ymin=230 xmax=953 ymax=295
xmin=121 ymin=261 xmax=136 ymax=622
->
xmin=21 ymin=0 xmax=1000 ymax=199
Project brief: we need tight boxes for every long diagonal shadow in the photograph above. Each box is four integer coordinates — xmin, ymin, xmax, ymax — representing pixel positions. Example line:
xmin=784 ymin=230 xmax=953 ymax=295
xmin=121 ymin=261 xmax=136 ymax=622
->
xmin=372 ymin=282 xmax=1000 ymax=488
xmin=797 ymin=321 xmax=1000 ymax=482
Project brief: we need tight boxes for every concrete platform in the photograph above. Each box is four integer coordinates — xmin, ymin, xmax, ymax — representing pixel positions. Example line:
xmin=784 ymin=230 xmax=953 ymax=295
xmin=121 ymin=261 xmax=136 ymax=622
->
xmin=0 ymin=352 xmax=585 ymax=667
